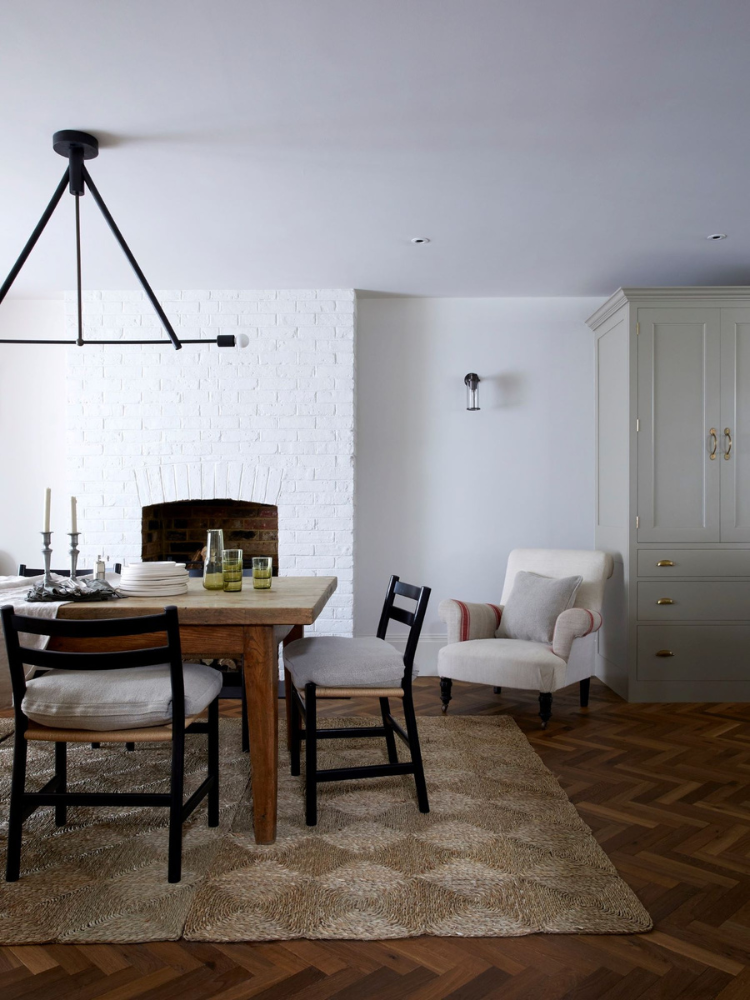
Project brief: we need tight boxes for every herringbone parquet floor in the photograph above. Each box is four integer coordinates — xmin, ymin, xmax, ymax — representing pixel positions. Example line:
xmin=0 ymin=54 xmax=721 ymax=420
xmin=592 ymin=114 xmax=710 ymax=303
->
xmin=2 ymin=679 xmax=750 ymax=999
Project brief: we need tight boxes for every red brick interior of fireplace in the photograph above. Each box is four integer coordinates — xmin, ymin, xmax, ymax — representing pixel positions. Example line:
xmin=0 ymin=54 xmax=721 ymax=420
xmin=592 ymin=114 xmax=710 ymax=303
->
xmin=141 ymin=499 xmax=278 ymax=573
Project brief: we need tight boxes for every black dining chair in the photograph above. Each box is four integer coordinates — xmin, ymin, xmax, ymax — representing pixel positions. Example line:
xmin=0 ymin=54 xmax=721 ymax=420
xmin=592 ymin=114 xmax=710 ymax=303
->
xmin=18 ymin=563 xmax=122 ymax=577
xmin=1 ymin=604 xmax=221 ymax=883
xmin=284 ymin=575 xmax=431 ymax=826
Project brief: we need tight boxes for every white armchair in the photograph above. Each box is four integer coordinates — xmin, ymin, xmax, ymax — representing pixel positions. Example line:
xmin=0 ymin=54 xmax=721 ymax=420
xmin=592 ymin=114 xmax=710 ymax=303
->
xmin=437 ymin=549 xmax=614 ymax=728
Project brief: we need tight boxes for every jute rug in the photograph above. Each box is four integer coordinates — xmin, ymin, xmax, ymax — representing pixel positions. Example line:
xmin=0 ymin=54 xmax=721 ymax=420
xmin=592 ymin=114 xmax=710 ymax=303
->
xmin=0 ymin=715 xmax=651 ymax=943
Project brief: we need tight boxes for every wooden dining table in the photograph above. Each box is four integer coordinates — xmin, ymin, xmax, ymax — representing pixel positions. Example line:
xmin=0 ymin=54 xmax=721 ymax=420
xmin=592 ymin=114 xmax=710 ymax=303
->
xmin=51 ymin=575 xmax=337 ymax=844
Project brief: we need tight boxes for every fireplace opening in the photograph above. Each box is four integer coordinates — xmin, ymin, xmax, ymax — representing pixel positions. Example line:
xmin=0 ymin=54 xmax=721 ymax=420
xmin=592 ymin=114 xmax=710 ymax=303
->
xmin=141 ymin=499 xmax=278 ymax=574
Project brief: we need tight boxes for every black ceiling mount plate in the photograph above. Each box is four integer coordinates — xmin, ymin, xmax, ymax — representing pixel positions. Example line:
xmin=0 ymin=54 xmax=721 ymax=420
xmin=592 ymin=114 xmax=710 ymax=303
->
xmin=52 ymin=130 xmax=99 ymax=159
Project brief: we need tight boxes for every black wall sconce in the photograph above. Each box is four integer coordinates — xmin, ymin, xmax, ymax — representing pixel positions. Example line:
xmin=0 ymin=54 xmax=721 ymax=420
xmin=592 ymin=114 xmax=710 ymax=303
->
xmin=0 ymin=130 xmax=235 ymax=349
xmin=464 ymin=372 xmax=481 ymax=410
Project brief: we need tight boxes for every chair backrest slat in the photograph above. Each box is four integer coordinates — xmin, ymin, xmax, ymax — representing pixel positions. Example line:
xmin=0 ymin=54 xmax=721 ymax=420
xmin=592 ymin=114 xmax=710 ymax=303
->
xmin=394 ymin=580 xmax=421 ymax=602
xmin=16 ymin=645 xmax=172 ymax=672
xmin=375 ymin=575 xmax=431 ymax=685
xmin=11 ymin=611 xmax=170 ymax=639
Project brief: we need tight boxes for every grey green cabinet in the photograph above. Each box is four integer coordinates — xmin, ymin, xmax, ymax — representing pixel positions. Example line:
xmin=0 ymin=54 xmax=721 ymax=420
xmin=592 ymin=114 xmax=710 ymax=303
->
xmin=589 ymin=288 xmax=750 ymax=703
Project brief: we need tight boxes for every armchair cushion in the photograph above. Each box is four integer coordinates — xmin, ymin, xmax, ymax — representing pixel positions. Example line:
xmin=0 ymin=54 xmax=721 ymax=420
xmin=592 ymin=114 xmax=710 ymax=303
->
xmin=495 ymin=571 xmax=582 ymax=643
xmin=438 ymin=599 xmax=503 ymax=644
xmin=22 ymin=662 xmax=223 ymax=731
xmin=438 ymin=638 xmax=567 ymax=693
xmin=551 ymin=608 xmax=603 ymax=661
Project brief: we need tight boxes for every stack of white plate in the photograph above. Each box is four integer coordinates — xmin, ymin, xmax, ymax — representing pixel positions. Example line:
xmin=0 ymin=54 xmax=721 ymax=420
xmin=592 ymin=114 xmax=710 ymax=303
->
xmin=118 ymin=561 xmax=189 ymax=597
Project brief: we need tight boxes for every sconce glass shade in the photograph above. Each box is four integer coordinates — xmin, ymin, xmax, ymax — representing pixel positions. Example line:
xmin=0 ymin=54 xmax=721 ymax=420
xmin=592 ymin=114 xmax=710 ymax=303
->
xmin=464 ymin=372 xmax=480 ymax=410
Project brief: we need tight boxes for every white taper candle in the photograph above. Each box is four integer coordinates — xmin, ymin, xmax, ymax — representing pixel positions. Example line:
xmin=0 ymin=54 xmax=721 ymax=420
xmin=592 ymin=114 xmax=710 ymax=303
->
xmin=43 ymin=487 xmax=51 ymax=533
xmin=71 ymin=496 xmax=77 ymax=534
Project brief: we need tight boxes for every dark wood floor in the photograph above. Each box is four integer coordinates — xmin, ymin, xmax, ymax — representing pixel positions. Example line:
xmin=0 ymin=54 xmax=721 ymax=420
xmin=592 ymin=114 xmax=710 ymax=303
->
xmin=1 ymin=678 xmax=750 ymax=999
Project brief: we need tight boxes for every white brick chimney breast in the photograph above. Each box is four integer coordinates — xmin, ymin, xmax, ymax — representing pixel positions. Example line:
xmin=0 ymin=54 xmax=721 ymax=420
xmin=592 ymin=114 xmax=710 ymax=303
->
xmin=65 ymin=289 xmax=356 ymax=636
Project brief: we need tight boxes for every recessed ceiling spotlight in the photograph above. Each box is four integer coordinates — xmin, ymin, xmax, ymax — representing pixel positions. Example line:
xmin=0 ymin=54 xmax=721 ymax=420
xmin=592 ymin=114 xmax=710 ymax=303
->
xmin=411 ymin=237 xmax=431 ymax=244
xmin=707 ymin=233 xmax=728 ymax=240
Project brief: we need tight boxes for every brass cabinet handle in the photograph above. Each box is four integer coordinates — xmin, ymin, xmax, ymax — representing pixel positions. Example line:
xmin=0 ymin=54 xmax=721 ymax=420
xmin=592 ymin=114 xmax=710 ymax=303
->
xmin=656 ymin=560 xmax=674 ymax=567
xmin=656 ymin=598 xmax=674 ymax=605
xmin=710 ymin=427 xmax=718 ymax=460
xmin=724 ymin=427 xmax=732 ymax=460
xmin=656 ymin=649 xmax=674 ymax=657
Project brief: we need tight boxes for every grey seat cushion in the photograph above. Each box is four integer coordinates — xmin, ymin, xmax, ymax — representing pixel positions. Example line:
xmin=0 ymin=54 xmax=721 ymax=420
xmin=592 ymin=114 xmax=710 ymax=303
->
xmin=495 ymin=571 xmax=582 ymax=644
xmin=284 ymin=636 xmax=407 ymax=689
xmin=22 ymin=662 xmax=223 ymax=731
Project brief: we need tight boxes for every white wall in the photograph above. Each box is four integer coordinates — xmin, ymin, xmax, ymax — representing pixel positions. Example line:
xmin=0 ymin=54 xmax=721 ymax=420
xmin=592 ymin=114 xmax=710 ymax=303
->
xmin=355 ymin=296 xmax=602 ymax=671
xmin=0 ymin=299 xmax=67 ymax=575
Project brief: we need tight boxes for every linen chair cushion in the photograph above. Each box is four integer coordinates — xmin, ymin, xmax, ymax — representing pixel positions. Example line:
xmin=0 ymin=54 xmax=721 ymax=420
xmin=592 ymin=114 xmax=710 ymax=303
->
xmin=495 ymin=571 xmax=582 ymax=643
xmin=284 ymin=636 xmax=407 ymax=689
xmin=439 ymin=638 xmax=567 ymax=693
xmin=22 ymin=662 xmax=223 ymax=731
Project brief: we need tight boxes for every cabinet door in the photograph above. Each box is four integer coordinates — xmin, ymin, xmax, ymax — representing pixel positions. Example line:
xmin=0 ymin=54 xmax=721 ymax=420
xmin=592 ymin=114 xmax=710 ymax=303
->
xmin=637 ymin=308 xmax=721 ymax=542
xmin=721 ymin=309 xmax=750 ymax=541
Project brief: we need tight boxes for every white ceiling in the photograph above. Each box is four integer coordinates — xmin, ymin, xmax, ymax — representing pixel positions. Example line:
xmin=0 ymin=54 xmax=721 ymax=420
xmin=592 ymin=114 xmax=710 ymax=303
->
xmin=2 ymin=0 xmax=750 ymax=298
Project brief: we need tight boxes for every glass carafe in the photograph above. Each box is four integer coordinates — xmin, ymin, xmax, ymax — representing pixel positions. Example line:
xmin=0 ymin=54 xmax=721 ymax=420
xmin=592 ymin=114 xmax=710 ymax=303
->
xmin=203 ymin=529 xmax=225 ymax=590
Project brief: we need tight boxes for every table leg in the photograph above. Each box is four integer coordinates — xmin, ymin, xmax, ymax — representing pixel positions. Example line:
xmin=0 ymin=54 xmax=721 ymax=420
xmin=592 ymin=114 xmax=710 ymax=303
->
xmin=243 ymin=625 xmax=278 ymax=844
xmin=283 ymin=625 xmax=304 ymax=749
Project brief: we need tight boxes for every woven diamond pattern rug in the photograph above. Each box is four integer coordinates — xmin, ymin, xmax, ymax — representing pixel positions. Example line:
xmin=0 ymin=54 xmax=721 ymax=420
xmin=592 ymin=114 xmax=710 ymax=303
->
xmin=0 ymin=716 xmax=651 ymax=943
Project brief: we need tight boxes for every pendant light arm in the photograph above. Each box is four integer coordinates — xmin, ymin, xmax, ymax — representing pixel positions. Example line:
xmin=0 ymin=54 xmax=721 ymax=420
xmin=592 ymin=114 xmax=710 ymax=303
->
xmin=82 ymin=166 xmax=182 ymax=350
xmin=74 ymin=194 xmax=84 ymax=346
xmin=0 ymin=170 xmax=69 ymax=307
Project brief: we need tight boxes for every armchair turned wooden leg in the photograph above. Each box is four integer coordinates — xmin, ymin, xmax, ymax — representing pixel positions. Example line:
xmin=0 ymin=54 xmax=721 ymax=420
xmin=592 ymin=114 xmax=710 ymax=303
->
xmin=579 ymin=677 xmax=591 ymax=708
xmin=538 ymin=692 xmax=552 ymax=729
xmin=440 ymin=677 xmax=452 ymax=714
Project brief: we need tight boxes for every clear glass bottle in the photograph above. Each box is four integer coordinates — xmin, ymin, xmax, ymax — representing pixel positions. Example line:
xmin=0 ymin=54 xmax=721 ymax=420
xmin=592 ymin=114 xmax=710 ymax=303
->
xmin=203 ymin=529 xmax=225 ymax=590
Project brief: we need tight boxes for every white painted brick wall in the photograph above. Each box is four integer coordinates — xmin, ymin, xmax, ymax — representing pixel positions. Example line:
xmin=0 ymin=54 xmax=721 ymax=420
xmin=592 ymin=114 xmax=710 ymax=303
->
xmin=65 ymin=290 xmax=356 ymax=635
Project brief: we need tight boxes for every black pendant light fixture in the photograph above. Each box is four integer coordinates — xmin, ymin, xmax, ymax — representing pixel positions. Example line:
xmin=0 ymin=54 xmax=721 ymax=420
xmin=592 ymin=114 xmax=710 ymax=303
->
xmin=0 ymin=130 xmax=235 ymax=349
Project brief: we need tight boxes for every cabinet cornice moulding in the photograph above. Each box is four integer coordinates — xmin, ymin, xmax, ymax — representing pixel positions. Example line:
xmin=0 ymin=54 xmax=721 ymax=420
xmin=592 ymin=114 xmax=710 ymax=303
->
xmin=587 ymin=286 xmax=750 ymax=330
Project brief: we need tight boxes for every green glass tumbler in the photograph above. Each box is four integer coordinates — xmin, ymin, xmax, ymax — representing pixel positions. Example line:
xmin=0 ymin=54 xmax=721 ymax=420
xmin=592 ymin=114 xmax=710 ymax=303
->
xmin=252 ymin=556 xmax=273 ymax=590
xmin=223 ymin=549 xmax=243 ymax=592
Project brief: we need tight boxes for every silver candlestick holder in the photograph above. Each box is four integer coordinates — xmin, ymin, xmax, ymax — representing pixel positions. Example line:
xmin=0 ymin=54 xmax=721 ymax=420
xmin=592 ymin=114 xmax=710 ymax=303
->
xmin=41 ymin=531 xmax=53 ymax=589
xmin=69 ymin=532 xmax=80 ymax=581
